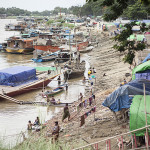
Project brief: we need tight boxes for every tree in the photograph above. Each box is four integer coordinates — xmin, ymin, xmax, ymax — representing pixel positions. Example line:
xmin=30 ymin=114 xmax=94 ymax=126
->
xmin=86 ymin=0 xmax=150 ymax=64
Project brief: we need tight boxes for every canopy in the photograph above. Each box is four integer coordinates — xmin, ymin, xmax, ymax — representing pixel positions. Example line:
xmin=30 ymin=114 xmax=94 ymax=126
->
xmin=35 ymin=67 xmax=56 ymax=71
xmin=132 ymin=61 xmax=150 ymax=80
xmin=130 ymin=95 xmax=150 ymax=136
xmin=102 ymin=79 xmax=150 ymax=112
xmin=0 ymin=66 xmax=37 ymax=86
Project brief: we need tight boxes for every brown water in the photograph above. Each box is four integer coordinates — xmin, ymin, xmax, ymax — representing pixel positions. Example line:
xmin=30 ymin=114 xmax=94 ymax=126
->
xmin=0 ymin=19 xmax=90 ymax=148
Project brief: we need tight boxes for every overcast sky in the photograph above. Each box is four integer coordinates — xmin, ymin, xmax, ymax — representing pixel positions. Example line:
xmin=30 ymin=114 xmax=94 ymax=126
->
xmin=0 ymin=0 xmax=86 ymax=11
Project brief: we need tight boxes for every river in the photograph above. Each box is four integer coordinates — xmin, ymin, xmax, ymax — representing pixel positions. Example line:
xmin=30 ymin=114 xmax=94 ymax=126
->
xmin=0 ymin=19 xmax=90 ymax=148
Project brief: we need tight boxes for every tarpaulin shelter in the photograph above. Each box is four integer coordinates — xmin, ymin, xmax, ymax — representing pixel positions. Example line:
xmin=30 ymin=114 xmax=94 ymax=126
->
xmin=127 ymin=34 xmax=144 ymax=41
xmin=102 ymin=79 xmax=150 ymax=112
xmin=0 ymin=66 xmax=37 ymax=86
xmin=132 ymin=61 xmax=150 ymax=80
xmin=130 ymin=95 xmax=150 ymax=136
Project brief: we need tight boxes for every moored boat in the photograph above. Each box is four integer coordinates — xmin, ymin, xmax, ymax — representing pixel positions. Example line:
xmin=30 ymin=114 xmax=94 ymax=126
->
xmin=32 ymin=52 xmax=58 ymax=63
xmin=0 ymin=66 xmax=61 ymax=97
xmin=6 ymin=36 xmax=38 ymax=54
xmin=79 ymin=46 xmax=94 ymax=53
xmin=42 ymin=85 xmax=65 ymax=97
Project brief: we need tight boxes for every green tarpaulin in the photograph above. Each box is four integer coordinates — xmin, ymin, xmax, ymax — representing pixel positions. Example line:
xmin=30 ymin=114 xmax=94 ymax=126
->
xmin=127 ymin=34 xmax=144 ymax=41
xmin=35 ymin=67 xmax=56 ymax=72
xmin=137 ymin=35 xmax=144 ymax=41
xmin=132 ymin=61 xmax=150 ymax=80
xmin=130 ymin=95 xmax=150 ymax=136
xmin=128 ymin=34 xmax=136 ymax=40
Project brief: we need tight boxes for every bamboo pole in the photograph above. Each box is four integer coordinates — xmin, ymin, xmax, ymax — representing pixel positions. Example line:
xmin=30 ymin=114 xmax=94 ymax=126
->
xmin=143 ymin=83 xmax=149 ymax=150
xmin=73 ymin=125 xmax=150 ymax=150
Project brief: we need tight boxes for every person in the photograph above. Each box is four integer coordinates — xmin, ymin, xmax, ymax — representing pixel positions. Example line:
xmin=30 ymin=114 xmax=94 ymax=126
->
xmin=124 ymin=79 xmax=127 ymax=84
xmin=65 ymin=83 xmax=68 ymax=91
xmin=34 ymin=117 xmax=40 ymax=126
xmin=62 ymin=103 xmax=70 ymax=122
xmin=52 ymin=121 xmax=60 ymax=143
xmin=2 ymin=89 xmax=6 ymax=95
xmin=57 ymin=76 xmax=61 ymax=85
xmin=51 ymin=96 xmax=56 ymax=104
xmin=93 ymin=67 xmax=96 ymax=73
xmin=47 ymin=96 xmax=50 ymax=104
xmin=48 ymin=70 xmax=51 ymax=74
xmin=57 ymin=99 xmax=61 ymax=104
xmin=27 ymin=120 xmax=32 ymax=130
xmin=92 ymin=94 xmax=95 ymax=100
xmin=79 ymin=93 xmax=83 ymax=101
xmin=90 ymin=67 xmax=92 ymax=74
xmin=88 ymin=70 xmax=91 ymax=76
xmin=82 ymin=76 xmax=86 ymax=83
xmin=103 ymin=73 xmax=106 ymax=77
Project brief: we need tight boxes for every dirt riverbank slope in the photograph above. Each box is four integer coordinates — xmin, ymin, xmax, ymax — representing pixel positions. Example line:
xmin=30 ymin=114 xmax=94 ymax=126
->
xmin=41 ymin=29 xmax=133 ymax=149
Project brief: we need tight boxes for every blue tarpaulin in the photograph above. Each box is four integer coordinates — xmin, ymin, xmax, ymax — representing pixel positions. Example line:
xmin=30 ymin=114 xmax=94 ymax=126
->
xmin=0 ymin=66 xmax=37 ymax=86
xmin=102 ymin=79 xmax=150 ymax=112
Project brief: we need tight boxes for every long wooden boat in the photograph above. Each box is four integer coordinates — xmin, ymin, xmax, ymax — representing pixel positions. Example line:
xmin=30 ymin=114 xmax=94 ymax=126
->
xmin=43 ymin=85 xmax=64 ymax=97
xmin=32 ymin=53 xmax=58 ymax=63
xmin=23 ymin=101 xmax=72 ymax=107
xmin=6 ymin=36 xmax=37 ymax=54
xmin=0 ymin=66 xmax=60 ymax=97
xmin=79 ymin=46 xmax=94 ymax=53
xmin=34 ymin=45 xmax=60 ymax=52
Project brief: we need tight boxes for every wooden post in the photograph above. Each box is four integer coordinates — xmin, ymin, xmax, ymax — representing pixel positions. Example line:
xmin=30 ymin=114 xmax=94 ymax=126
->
xmin=118 ymin=138 xmax=121 ymax=150
xmin=143 ymin=83 xmax=149 ymax=150
xmin=134 ymin=134 xmax=137 ymax=148
xmin=131 ymin=135 xmax=134 ymax=149
xmin=121 ymin=136 xmax=124 ymax=150
xmin=95 ymin=143 xmax=98 ymax=150
xmin=108 ymin=139 xmax=111 ymax=150
xmin=106 ymin=140 xmax=108 ymax=150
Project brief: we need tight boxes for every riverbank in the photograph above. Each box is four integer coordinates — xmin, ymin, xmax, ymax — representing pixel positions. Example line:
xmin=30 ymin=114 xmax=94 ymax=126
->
xmin=11 ymin=27 xmax=133 ymax=150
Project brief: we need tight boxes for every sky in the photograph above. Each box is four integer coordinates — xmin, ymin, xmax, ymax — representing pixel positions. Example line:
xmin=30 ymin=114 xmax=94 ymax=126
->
xmin=0 ymin=0 xmax=86 ymax=12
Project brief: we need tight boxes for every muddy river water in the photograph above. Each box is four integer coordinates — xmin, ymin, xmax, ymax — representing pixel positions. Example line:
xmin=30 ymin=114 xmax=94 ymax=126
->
xmin=0 ymin=19 xmax=91 ymax=148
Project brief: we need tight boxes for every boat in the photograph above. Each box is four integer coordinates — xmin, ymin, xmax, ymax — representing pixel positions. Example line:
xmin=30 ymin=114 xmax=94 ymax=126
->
xmin=79 ymin=46 xmax=94 ymax=53
xmin=0 ymin=43 xmax=7 ymax=52
xmin=32 ymin=52 xmax=58 ymax=63
xmin=23 ymin=101 xmax=72 ymax=107
xmin=55 ymin=50 xmax=71 ymax=63
xmin=64 ymin=61 xmax=85 ymax=80
xmin=5 ymin=22 xmax=27 ymax=31
xmin=0 ymin=66 xmax=61 ymax=97
xmin=42 ymin=85 xmax=65 ymax=97
xmin=33 ymin=34 xmax=60 ymax=52
xmin=6 ymin=35 xmax=38 ymax=54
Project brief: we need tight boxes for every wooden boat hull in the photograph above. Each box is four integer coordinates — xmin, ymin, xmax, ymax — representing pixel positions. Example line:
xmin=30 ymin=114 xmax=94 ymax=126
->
xmin=79 ymin=49 xmax=92 ymax=53
xmin=32 ymin=57 xmax=55 ymax=63
xmin=6 ymin=76 xmax=57 ymax=97
xmin=23 ymin=101 xmax=72 ymax=107
xmin=6 ymin=48 xmax=34 ymax=54
xmin=44 ymin=87 xmax=64 ymax=97
xmin=34 ymin=45 xmax=60 ymax=52
xmin=68 ymin=70 xmax=84 ymax=79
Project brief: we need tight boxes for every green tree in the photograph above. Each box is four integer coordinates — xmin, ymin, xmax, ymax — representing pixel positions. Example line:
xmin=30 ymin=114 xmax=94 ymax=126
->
xmin=87 ymin=0 xmax=150 ymax=64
